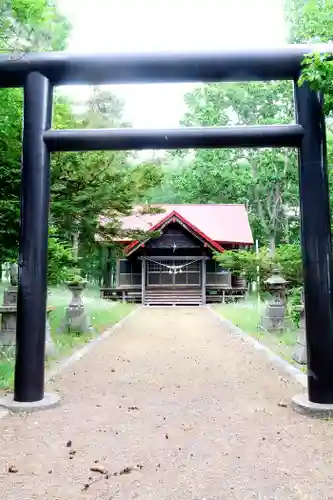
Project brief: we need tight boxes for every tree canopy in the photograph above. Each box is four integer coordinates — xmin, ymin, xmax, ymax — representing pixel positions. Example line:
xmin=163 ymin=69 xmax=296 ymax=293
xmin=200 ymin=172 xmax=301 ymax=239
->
xmin=0 ymin=2 xmax=163 ymax=283
xmin=0 ymin=0 xmax=71 ymax=267
xmin=151 ymin=81 xmax=299 ymax=250
xmin=1 ymin=0 xmax=333 ymax=285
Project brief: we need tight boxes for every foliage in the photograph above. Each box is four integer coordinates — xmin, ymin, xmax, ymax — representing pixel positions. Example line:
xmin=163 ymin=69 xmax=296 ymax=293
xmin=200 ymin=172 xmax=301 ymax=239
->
xmin=51 ymin=89 xmax=163 ymax=261
xmin=288 ymin=286 xmax=303 ymax=327
xmin=214 ymin=249 xmax=259 ymax=281
xmin=48 ymin=227 xmax=76 ymax=285
xmin=285 ymin=0 xmax=333 ymax=44
xmin=65 ymin=269 xmax=87 ymax=286
xmin=0 ymin=0 xmax=71 ymax=51
xmin=0 ymin=88 xmax=22 ymax=264
xmin=170 ymin=81 xmax=299 ymax=248
xmin=273 ymin=242 xmax=302 ymax=286
xmin=0 ymin=0 xmax=71 ymax=267
xmin=215 ymin=243 xmax=302 ymax=290
xmin=285 ymin=0 xmax=333 ymax=115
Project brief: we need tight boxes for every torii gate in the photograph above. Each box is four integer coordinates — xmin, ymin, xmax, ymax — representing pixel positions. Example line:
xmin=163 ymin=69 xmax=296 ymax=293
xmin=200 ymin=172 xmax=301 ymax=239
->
xmin=0 ymin=46 xmax=333 ymax=414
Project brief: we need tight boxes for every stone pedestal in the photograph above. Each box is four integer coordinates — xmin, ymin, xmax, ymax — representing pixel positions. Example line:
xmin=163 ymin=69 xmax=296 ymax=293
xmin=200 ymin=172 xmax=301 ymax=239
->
xmin=293 ymin=302 xmax=307 ymax=365
xmin=0 ymin=282 xmax=55 ymax=356
xmin=61 ymin=284 xmax=92 ymax=334
xmin=260 ymin=301 xmax=287 ymax=332
xmin=45 ymin=307 xmax=56 ymax=357
xmin=0 ymin=285 xmax=18 ymax=347
xmin=259 ymin=269 xmax=288 ymax=333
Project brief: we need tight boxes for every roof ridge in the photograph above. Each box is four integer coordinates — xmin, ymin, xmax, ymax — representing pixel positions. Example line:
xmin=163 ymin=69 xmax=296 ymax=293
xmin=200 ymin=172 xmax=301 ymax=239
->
xmin=134 ymin=203 xmax=246 ymax=207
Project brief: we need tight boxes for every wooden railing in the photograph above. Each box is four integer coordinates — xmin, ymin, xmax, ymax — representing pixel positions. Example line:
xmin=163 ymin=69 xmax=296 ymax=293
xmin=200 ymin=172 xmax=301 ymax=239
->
xmin=206 ymin=271 xmax=232 ymax=287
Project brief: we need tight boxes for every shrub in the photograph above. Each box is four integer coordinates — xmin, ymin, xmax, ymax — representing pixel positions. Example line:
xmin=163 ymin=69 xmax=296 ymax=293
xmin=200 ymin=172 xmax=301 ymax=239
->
xmin=48 ymin=227 xmax=77 ymax=285
xmin=214 ymin=243 xmax=302 ymax=291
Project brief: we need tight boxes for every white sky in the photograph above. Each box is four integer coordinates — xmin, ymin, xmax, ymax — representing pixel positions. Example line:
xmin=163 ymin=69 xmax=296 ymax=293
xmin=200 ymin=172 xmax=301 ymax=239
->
xmin=57 ymin=0 xmax=287 ymax=128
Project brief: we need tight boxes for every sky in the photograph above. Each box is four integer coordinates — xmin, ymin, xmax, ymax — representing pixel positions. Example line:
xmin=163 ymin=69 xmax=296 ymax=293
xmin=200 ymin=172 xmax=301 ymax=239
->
xmin=57 ymin=0 xmax=288 ymax=129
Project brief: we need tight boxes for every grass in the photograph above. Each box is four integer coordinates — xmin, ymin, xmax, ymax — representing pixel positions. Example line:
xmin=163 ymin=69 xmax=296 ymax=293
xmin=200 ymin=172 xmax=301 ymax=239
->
xmin=0 ymin=284 xmax=136 ymax=391
xmin=50 ymin=301 xmax=134 ymax=355
xmin=213 ymin=297 xmax=301 ymax=368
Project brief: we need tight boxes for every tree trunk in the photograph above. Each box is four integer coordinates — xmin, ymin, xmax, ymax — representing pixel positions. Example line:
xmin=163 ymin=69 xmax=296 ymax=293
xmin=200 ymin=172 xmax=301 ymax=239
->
xmin=102 ymin=246 xmax=112 ymax=288
xmin=269 ymin=236 xmax=276 ymax=255
xmin=72 ymin=231 xmax=80 ymax=260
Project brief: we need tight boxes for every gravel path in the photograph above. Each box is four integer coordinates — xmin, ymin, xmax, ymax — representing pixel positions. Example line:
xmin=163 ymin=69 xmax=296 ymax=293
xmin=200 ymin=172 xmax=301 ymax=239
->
xmin=1 ymin=307 xmax=333 ymax=500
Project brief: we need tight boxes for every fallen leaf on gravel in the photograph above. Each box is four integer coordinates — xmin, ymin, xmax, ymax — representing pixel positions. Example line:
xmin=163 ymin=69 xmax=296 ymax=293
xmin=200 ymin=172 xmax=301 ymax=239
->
xmin=8 ymin=465 xmax=18 ymax=473
xmin=90 ymin=465 xmax=108 ymax=474
xmin=278 ymin=402 xmax=288 ymax=408
xmin=113 ymin=466 xmax=133 ymax=476
xmin=66 ymin=440 xmax=72 ymax=447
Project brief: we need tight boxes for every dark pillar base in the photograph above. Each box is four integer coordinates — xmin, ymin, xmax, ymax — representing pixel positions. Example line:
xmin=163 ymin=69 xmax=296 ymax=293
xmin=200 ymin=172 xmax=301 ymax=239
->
xmin=0 ymin=392 xmax=60 ymax=413
xmin=292 ymin=393 xmax=333 ymax=418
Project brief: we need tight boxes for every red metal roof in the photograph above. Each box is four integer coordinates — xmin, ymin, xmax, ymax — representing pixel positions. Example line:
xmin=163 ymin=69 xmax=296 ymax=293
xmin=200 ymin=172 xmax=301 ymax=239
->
xmin=126 ymin=210 xmax=225 ymax=254
xmin=100 ymin=204 xmax=253 ymax=245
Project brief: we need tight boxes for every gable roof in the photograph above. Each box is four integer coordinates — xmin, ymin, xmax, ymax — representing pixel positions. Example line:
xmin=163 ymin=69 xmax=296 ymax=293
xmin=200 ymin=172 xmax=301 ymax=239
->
xmin=108 ymin=204 xmax=253 ymax=246
xmin=126 ymin=210 xmax=225 ymax=255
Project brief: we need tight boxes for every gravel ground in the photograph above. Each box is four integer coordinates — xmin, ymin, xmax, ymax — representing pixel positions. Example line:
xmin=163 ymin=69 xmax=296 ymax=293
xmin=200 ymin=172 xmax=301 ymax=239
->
xmin=1 ymin=307 xmax=333 ymax=500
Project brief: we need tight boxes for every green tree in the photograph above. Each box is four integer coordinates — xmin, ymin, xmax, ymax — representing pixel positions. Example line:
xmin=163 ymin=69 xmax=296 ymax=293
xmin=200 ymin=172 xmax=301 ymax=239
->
xmin=0 ymin=0 xmax=71 ymax=270
xmin=285 ymin=0 xmax=333 ymax=230
xmin=215 ymin=243 xmax=302 ymax=290
xmin=0 ymin=0 xmax=70 ymax=51
xmin=0 ymin=87 xmax=22 ymax=264
xmin=49 ymin=89 xmax=163 ymax=285
xmin=285 ymin=0 xmax=333 ymax=44
xmin=48 ymin=226 xmax=75 ymax=285
xmin=173 ymin=81 xmax=299 ymax=249
xmin=51 ymin=90 xmax=163 ymax=255
xmin=285 ymin=0 xmax=333 ymax=115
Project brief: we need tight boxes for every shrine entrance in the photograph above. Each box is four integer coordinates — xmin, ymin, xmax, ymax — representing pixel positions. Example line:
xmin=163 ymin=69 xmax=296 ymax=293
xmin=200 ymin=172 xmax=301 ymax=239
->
xmin=1 ymin=45 xmax=333 ymax=407
xmin=146 ymin=258 xmax=202 ymax=288
xmin=144 ymin=257 xmax=203 ymax=306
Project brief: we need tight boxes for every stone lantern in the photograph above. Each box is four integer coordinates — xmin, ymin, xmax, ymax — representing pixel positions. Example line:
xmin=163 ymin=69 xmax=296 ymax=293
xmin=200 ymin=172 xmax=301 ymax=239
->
xmin=61 ymin=280 xmax=92 ymax=334
xmin=260 ymin=268 xmax=288 ymax=332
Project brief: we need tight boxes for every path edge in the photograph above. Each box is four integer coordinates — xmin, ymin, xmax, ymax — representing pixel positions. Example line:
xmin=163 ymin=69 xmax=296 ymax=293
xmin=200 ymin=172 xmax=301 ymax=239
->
xmin=207 ymin=306 xmax=307 ymax=389
xmin=46 ymin=306 xmax=140 ymax=383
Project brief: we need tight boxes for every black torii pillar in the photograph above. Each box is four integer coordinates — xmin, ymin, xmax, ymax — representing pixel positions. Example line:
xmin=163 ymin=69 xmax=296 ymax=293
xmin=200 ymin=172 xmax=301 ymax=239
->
xmin=294 ymin=82 xmax=333 ymax=406
xmin=15 ymin=72 xmax=53 ymax=403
